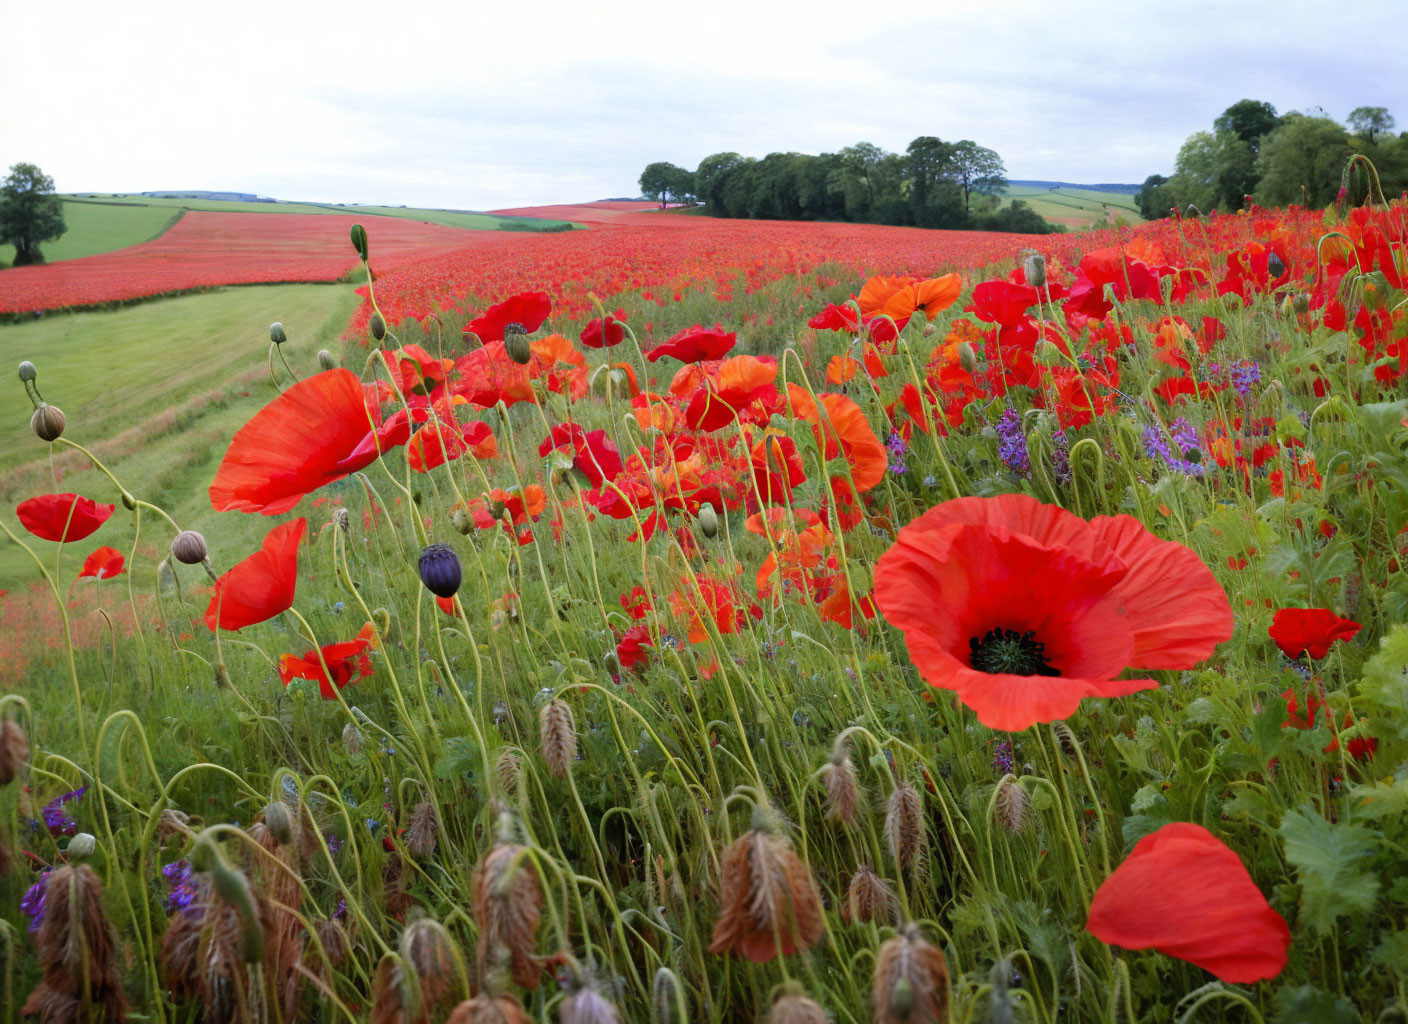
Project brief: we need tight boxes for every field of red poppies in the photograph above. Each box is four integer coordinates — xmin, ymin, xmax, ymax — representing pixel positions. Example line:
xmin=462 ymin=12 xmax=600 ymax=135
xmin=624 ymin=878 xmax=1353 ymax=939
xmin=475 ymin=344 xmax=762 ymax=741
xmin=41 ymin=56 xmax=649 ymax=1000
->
xmin=2 ymin=190 xmax=1408 ymax=1023
xmin=0 ymin=211 xmax=511 ymax=315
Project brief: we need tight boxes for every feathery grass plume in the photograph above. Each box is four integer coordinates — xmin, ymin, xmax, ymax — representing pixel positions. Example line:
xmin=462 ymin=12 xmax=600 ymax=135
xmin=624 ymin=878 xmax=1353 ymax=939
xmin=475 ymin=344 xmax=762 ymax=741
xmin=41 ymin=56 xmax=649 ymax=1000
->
xmin=446 ymin=993 xmax=534 ymax=1024
xmin=1051 ymin=720 xmax=1077 ymax=756
xmin=708 ymin=806 xmax=825 ymax=962
xmin=651 ymin=966 xmax=686 ymax=1024
xmin=994 ymin=777 xmax=1031 ymax=835
xmin=841 ymin=865 xmax=897 ymax=925
xmin=309 ymin=916 xmax=351 ymax=973
xmin=406 ymin=800 xmax=440 ymax=859
xmin=158 ymin=807 xmax=191 ymax=844
xmin=0 ymin=719 xmax=29 ymax=784
xmin=873 ymin=924 xmax=949 ymax=1024
xmin=21 ymin=865 xmax=128 ymax=1023
xmin=766 ymin=985 xmax=830 ymax=1023
xmin=560 ymin=975 xmax=622 ymax=1024
xmin=987 ymin=958 xmax=1013 ymax=1024
xmin=821 ymin=738 xmax=860 ymax=826
xmin=539 ymin=698 xmax=578 ymax=779
xmin=372 ymin=953 xmax=426 ymax=1024
xmin=495 ymin=747 xmax=523 ymax=796
xmin=383 ymin=851 xmax=415 ymax=921
xmin=401 ymin=917 xmax=459 ymax=1012
xmin=884 ymin=781 xmax=926 ymax=873
xmin=471 ymin=815 xmax=543 ymax=989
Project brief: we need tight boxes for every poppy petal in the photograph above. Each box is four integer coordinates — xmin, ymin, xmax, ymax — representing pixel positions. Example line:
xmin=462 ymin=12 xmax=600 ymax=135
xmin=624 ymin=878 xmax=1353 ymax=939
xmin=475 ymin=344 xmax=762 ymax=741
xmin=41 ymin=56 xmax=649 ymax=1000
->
xmin=204 ymin=518 xmax=306 ymax=631
xmin=16 ymin=493 xmax=116 ymax=543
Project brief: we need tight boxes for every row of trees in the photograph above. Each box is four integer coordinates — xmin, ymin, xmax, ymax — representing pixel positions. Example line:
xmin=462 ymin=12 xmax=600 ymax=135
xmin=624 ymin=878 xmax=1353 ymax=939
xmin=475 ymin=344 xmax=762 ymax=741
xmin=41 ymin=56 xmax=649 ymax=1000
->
xmin=640 ymin=139 xmax=1060 ymax=233
xmin=1136 ymin=101 xmax=1408 ymax=219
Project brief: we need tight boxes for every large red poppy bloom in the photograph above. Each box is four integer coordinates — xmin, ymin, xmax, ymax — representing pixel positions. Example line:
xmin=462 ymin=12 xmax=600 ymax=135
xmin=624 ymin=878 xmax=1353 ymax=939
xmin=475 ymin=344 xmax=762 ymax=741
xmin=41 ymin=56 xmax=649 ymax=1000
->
xmin=1086 ymin=822 xmax=1290 ymax=983
xmin=279 ymin=622 xmax=378 ymax=699
xmin=580 ymin=308 xmax=627 ymax=349
xmin=462 ymin=291 xmax=551 ymax=343
xmin=16 ymin=493 xmax=115 ymax=543
xmin=78 ymin=546 xmax=126 ymax=580
xmin=647 ymin=324 xmax=736 ymax=363
xmin=204 ymin=518 xmax=306 ymax=632
xmin=1268 ymin=608 xmax=1362 ymax=660
xmin=874 ymin=494 xmax=1233 ymax=731
xmin=210 ymin=370 xmax=405 ymax=515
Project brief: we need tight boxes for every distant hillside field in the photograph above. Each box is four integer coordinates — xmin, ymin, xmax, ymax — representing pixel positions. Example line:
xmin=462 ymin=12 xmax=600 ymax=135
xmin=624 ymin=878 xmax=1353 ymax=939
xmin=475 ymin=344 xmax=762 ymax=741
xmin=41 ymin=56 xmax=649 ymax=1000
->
xmin=999 ymin=184 xmax=1144 ymax=227
xmin=2 ymin=194 xmax=579 ymax=268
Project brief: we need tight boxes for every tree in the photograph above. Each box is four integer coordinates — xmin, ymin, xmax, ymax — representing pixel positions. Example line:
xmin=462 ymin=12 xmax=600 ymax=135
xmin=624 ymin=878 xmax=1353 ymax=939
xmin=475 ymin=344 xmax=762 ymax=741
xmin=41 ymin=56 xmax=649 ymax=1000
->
xmin=947 ymin=141 xmax=1007 ymax=219
xmin=0 ymin=163 xmax=66 ymax=266
xmin=639 ymin=162 xmax=687 ymax=207
xmin=694 ymin=152 xmax=745 ymax=213
xmin=1213 ymin=100 xmax=1281 ymax=153
xmin=1135 ymin=174 xmax=1173 ymax=220
xmin=1254 ymin=114 xmax=1351 ymax=207
xmin=1347 ymin=106 xmax=1395 ymax=144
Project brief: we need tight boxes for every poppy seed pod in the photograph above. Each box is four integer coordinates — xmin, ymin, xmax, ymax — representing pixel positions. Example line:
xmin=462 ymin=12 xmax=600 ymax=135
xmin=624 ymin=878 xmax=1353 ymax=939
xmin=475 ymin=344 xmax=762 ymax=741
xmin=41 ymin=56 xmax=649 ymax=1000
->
xmin=418 ymin=543 xmax=462 ymax=598
xmin=1022 ymin=251 xmax=1047 ymax=290
xmin=269 ymin=322 xmax=287 ymax=345
xmin=171 ymin=530 xmax=208 ymax=565
xmin=262 ymin=801 xmax=294 ymax=845
xmin=17 ymin=360 xmax=37 ymax=383
xmin=317 ymin=349 xmax=336 ymax=371
xmin=350 ymin=223 xmax=368 ymax=261
xmin=370 ymin=313 xmax=387 ymax=342
xmin=30 ymin=404 xmax=65 ymax=442
xmin=698 ymin=504 xmax=719 ymax=539
xmin=504 ymin=323 xmax=533 ymax=365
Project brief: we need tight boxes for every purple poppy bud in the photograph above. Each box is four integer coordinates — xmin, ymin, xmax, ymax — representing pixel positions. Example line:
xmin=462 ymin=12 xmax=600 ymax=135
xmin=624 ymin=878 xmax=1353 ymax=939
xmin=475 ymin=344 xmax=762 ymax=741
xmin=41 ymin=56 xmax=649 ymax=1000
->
xmin=418 ymin=543 xmax=461 ymax=598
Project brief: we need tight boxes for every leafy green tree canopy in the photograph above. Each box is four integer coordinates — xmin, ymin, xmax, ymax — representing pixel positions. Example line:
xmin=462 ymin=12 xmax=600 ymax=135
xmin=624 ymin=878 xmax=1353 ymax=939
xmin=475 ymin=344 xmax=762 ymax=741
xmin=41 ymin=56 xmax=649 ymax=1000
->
xmin=0 ymin=163 xmax=66 ymax=266
xmin=1348 ymin=106 xmax=1396 ymax=143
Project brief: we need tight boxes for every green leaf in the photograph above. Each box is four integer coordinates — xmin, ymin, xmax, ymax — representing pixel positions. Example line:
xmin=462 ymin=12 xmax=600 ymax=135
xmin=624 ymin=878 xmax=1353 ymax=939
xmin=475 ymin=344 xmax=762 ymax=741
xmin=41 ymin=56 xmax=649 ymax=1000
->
xmin=1357 ymin=624 xmax=1408 ymax=740
xmin=1279 ymin=806 xmax=1380 ymax=934
xmin=1271 ymin=984 xmax=1361 ymax=1024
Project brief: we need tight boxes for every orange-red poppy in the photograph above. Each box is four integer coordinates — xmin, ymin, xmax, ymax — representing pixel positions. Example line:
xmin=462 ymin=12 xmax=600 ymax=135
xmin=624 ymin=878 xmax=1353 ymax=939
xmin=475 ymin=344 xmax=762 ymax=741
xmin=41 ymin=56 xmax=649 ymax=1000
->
xmin=880 ymin=274 xmax=964 ymax=322
xmin=16 ymin=493 xmax=115 ymax=543
xmin=874 ymin=495 xmax=1232 ymax=730
xmin=78 ymin=546 xmax=125 ymax=580
xmin=204 ymin=518 xmax=306 ymax=632
xmin=786 ymin=386 xmax=886 ymax=492
xmin=1086 ymin=823 xmax=1290 ymax=983
xmin=278 ymin=622 xmax=379 ymax=699
xmin=1268 ymin=608 xmax=1361 ymax=660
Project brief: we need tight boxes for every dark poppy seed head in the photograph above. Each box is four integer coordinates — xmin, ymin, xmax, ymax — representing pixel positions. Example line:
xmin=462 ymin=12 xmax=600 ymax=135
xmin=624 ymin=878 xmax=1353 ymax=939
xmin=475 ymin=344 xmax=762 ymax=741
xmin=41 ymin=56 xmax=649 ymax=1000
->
xmin=969 ymin=627 xmax=1060 ymax=677
xmin=418 ymin=543 xmax=462 ymax=598
xmin=504 ymin=322 xmax=532 ymax=364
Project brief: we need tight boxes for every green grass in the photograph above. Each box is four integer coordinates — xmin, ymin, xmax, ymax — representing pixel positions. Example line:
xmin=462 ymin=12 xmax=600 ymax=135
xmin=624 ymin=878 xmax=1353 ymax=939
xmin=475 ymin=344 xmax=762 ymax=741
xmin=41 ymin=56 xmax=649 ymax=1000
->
xmin=999 ymin=184 xmax=1144 ymax=228
xmin=0 ymin=282 xmax=361 ymax=591
xmin=0 ymin=199 xmax=181 ymax=266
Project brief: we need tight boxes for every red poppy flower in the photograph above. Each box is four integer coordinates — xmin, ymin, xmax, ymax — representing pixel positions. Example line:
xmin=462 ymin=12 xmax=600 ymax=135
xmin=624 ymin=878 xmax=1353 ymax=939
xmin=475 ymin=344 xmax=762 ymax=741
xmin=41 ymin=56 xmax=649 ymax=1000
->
xmin=78 ymin=546 xmax=126 ymax=580
xmin=786 ymin=386 xmax=886 ymax=492
xmin=874 ymin=495 xmax=1233 ymax=731
xmin=539 ymin=424 xmax=622 ymax=487
xmin=1086 ymin=822 xmax=1290 ymax=983
xmin=969 ymin=281 xmax=1039 ymax=329
xmin=1268 ymin=608 xmax=1361 ymax=660
xmin=462 ymin=291 xmax=551 ymax=343
xmin=808 ymin=303 xmax=861 ymax=332
xmin=278 ymin=622 xmax=378 ymax=699
xmin=615 ymin=624 xmax=653 ymax=671
xmin=647 ymin=324 xmax=736 ymax=363
xmin=581 ymin=308 xmax=627 ymax=348
xmin=16 ymin=493 xmax=115 ymax=543
xmin=210 ymin=370 xmax=403 ymax=515
xmin=204 ymin=518 xmax=306 ymax=632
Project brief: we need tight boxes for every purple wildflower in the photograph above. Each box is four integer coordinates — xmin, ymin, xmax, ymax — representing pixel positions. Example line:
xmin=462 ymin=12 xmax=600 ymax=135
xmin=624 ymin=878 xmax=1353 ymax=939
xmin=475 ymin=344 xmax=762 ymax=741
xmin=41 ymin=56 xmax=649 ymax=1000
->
xmin=327 ymin=835 xmax=343 ymax=856
xmin=991 ymin=740 xmax=1015 ymax=775
xmin=996 ymin=409 xmax=1030 ymax=476
xmin=1143 ymin=417 xmax=1206 ymax=477
xmin=161 ymin=859 xmax=200 ymax=914
xmin=1051 ymin=430 xmax=1072 ymax=485
xmin=886 ymin=430 xmax=909 ymax=476
xmin=1230 ymin=361 xmax=1261 ymax=396
xmin=20 ymin=870 xmax=49 ymax=932
xmin=41 ymin=785 xmax=86 ymax=837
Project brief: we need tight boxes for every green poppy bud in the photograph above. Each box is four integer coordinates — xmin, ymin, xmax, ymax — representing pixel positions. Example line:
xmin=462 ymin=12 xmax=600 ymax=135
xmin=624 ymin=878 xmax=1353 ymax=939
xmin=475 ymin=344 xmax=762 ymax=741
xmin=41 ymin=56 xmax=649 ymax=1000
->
xmin=269 ymin=322 xmax=287 ymax=345
xmin=317 ymin=349 xmax=336 ymax=371
xmin=1022 ymin=251 xmax=1046 ymax=289
xmin=262 ymin=801 xmax=294 ymax=845
xmin=67 ymin=832 xmax=97 ymax=860
xmin=350 ymin=224 xmax=368 ymax=261
xmin=504 ymin=323 xmax=532 ymax=364
xmin=958 ymin=342 xmax=978 ymax=374
xmin=698 ymin=503 xmax=719 ymax=539
xmin=17 ymin=361 xmax=37 ymax=383
xmin=370 ymin=313 xmax=386 ymax=342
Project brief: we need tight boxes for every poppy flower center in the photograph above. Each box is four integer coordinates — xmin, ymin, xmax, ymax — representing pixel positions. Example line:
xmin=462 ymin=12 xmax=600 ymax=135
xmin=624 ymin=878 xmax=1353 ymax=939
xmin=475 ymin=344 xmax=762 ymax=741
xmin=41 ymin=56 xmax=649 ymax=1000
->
xmin=504 ymin=322 xmax=528 ymax=336
xmin=968 ymin=627 xmax=1060 ymax=677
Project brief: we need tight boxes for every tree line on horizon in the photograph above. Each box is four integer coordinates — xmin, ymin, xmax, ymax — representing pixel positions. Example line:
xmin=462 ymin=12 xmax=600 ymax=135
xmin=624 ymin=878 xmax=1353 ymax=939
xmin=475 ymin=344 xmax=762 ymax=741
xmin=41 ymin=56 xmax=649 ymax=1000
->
xmin=639 ymin=138 xmax=1064 ymax=234
xmin=1136 ymin=100 xmax=1408 ymax=219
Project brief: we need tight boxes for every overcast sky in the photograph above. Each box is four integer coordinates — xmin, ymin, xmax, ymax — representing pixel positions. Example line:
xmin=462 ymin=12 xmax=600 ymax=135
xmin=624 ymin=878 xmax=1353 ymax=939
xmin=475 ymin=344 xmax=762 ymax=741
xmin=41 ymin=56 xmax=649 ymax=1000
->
xmin=2 ymin=0 xmax=1404 ymax=210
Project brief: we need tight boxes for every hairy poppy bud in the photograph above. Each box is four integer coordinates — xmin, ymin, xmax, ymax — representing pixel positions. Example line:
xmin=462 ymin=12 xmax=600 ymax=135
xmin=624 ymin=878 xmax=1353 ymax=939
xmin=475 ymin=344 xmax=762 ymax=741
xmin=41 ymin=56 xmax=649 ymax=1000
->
xmin=333 ymin=508 xmax=350 ymax=532
xmin=350 ymin=224 xmax=369 ymax=261
xmin=318 ymin=349 xmax=337 ymax=371
xmin=418 ymin=543 xmax=462 ymax=598
xmin=269 ymin=322 xmax=287 ymax=345
xmin=171 ymin=530 xmax=207 ymax=565
xmin=957 ymin=342 xmax=978 ymax=374
xmin=17 ymin=360 xmax=37 ymax=383
xmin=1291 ymin=292 xmax=1309 ymax=314
xmin=504 ymin=323 xmax=532 ymax=364
xmin=67 ymin=832 xmax=97 ymax=859
xmin=698 ymin=504 xmax=719 ymax=539
xmin=1022 ymin=251 xmax=1047 ymax=289
xmin=31 ymin=404 xmax=65 ymax=441
xmin=451 ymin=507 xmax=474 ymax=535
xmin=262 ymin=801 xmax=294 ymax=845
xmin=370 ymin=313 xmax=387 ymax=342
